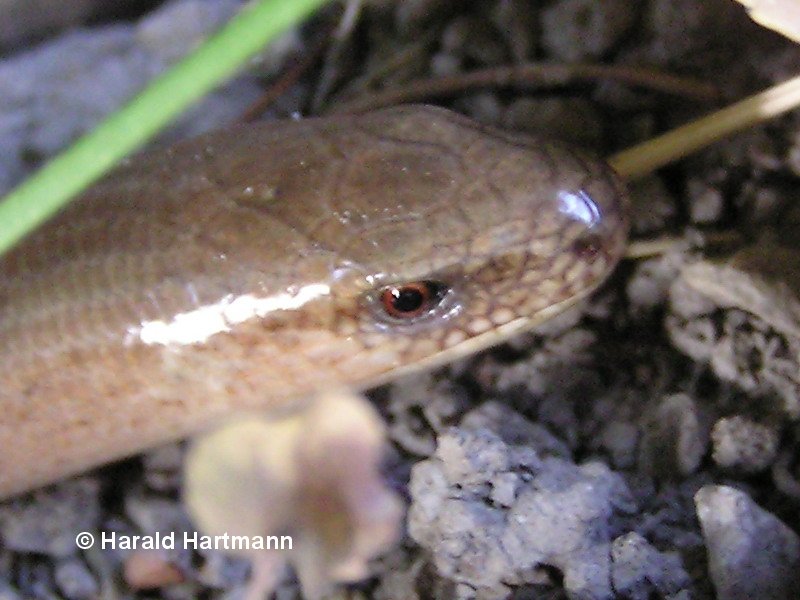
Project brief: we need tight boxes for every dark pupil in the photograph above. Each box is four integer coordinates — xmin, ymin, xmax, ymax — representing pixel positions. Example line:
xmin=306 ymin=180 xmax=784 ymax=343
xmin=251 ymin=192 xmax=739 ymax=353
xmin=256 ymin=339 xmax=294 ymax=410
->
xmin=391 ymin=287 xmax=425 ymax=313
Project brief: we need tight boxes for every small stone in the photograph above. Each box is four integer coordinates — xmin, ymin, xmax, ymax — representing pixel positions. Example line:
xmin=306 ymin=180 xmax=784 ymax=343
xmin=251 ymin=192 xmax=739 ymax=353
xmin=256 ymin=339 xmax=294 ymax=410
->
xmin=135 ymin=0 xmax=242 ymax=62
xmin=489 ymin=472 xmax=519 ymax=508
xmin=435 ymin=428 xmax=513 ymax=491
xmin=627 ymin=249 xmax=689 ymax=315
xmin=695 ymin=485 xmax=800 ymax=600
xmin=0 ymin=0 xmax=101 ymax=48
xmin=15 ymin=561 xmax=57 ymax=599
xmin=0 ymin=0 xmax=264 ymax=194
xmin=123 ymin=550 xmax=185 ymax=590
xmin=409 ymin=425 xmax=636 ymax=599
xmin=460 ymin=401 xmax=570 ymax=459
xmin=436 ymin=14 xmax=506 ymax=65
xmin=711 ymin=415 xmax=780 ymax=473
xmin=597 ymin=421 xmax=639 ymax=469
xmin=373 ymin=554 xmax=426 ymax=600
xmin=687 ymin=177 xmax=724 ymax=224
xmin=611 ymin=532 xmax=690 ymax=598
xmin=627 ymin=177 xmax=677 ymax=235
xmin=788 ymin=127 xmax=800 ymax=176
xmin=54 ymin=558 xmax=98 ymax=599
xmin=639 ymin=394 xmax=708 ymax=478
xmin=490 ymin=0 xmax=538 ymax=61
xmin=195 ymin=550 xmax=249 ymax=589
xmin=124 ymin=495 xmax=193 ymax=539
xmin=644 ymin=0 xmax=745 ymax=62
xmin=0 ymin=479 xmax=100 ymax=557
xmin=142 ymin=443 xmax=185 ymax=492
xmin=541 ymin=0 xmax=637 ymax=61
xmin=0 ymin=586 xmax=21 ymax=600
xmin=429 ymin=51 xmax=462 ymax=76
xmin=387 ymin=373 xmax=469 ymax=456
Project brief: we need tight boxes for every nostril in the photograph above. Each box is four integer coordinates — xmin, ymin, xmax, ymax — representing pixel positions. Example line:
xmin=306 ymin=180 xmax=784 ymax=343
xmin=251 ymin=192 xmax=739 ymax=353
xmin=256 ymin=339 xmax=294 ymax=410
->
xmin=571 ymin=233 xmax=603 ymax=261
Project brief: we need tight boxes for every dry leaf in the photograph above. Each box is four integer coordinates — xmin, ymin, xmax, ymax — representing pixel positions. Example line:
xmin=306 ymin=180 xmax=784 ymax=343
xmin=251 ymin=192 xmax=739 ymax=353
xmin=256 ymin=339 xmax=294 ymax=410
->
xmin=184 ymin=390 xmax=403 ymax=600
xmin=735 ymin=0 xmax=800 ymax=43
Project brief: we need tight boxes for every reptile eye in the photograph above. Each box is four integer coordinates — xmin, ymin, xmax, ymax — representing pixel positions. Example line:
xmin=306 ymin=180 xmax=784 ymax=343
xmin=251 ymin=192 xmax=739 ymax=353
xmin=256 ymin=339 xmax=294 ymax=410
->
xmin=379 ymin=281 xmax=447 ymax=319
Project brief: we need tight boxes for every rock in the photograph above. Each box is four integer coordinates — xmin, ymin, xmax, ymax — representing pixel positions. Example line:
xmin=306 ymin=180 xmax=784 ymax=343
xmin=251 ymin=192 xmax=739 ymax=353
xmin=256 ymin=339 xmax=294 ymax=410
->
xmin=639 ymin=394 xmax=708 ymax=478
xmin=627 ymin=176 xmax=678 ymax=235
xmin=194 ymin=550 xmax=249 ymax=590
xmin=0 ymin=0 xmax=265 ymax=194
xmin=124 ymin=494 xmax=193 ymax=540
xmin=490 ymin=0 xmax=538 ymax=61
xmin=142 ymin=443 xmax=184 ymax=493
xmin=0 ymin=479 xmax=100 ymax=557
xmin=610 ymin=532 xmax=690 ymax=598
xmin=542 ymin=0 xmax=638 ymax=61
xmin=0 ymin=0 xmax=107 ymax=49
xmin=687 ymin=177 xmax=724 ymax=224
xmin=386 ymin=373 xmax=470 ymax=456
xmin=54 ymin=558 xmax=98 ymax=599
xmin=408 ymin=420 xmax=637 ymax=599
xmin=0 ymin=586 xmax=21 ymax=600
xmin=710 ymin=416 xmax=780 ymax=473
xmin=695 ymin=485 xmax=800 ymax=600
xmin=123 ymin=550 xmax=185 ymax=590
xmin=668 ymin=247 xmax=800 ymax=418
xmin=596 ymin=421 xmax=640 ymax=469
xmin=460 ymin=401 xmax=571 ymax=459
xmin=626 ymin=248 xmax=688 ymax=314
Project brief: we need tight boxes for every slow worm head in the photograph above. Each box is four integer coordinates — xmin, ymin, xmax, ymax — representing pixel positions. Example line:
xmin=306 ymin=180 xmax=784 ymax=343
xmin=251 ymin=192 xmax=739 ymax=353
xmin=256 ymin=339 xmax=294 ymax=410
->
xmin=0 ymin=105 xmax=628 ymax=497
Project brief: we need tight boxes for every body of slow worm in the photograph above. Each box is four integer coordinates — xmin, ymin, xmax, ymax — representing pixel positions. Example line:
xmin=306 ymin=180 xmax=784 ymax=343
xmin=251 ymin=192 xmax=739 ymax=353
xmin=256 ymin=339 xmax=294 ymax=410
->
xmin=0 ymin=105 xmax=628 ymax=498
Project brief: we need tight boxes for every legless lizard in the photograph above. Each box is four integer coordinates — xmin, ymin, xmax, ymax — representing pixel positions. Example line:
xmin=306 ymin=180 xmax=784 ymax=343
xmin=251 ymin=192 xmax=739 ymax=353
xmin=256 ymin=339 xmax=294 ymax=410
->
xmin=0 ymin=105 xmax=628 ymax=498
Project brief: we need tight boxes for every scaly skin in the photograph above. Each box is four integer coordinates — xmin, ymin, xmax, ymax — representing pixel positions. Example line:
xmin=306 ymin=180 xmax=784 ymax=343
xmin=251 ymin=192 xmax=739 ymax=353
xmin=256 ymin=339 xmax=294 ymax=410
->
xmin=0 ymin=105 xmax=628 ymax=498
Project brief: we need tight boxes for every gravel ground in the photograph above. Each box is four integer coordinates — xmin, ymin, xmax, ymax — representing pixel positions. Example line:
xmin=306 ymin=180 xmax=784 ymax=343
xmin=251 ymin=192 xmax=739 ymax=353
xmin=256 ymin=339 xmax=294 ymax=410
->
xmin=2 ymin=0 xmax=800 ymax=598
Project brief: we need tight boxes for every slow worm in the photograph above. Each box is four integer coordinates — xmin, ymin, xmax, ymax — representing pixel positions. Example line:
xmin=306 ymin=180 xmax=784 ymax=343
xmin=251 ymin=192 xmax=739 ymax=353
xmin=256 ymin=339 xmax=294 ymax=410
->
xmin=0 ymin=105 xmax=628 ymax=498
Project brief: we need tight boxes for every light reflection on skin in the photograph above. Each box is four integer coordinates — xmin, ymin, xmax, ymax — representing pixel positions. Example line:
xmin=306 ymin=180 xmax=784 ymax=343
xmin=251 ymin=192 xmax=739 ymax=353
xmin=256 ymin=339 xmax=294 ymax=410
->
xmin=127 ymin=283 xmax=331 ymax=346
xmin=557 ymin=190 xmax=602 ymax=227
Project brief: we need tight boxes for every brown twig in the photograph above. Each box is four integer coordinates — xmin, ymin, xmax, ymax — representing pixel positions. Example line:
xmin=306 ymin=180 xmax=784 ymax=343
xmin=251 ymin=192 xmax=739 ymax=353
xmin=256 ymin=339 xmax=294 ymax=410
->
xmin=238 ymin=40 xmax=330 ymax=122
xmin=327 ymin=62 xmax=721 ymax=114
xmin=310 ymin=0 xmax=365 ymax=113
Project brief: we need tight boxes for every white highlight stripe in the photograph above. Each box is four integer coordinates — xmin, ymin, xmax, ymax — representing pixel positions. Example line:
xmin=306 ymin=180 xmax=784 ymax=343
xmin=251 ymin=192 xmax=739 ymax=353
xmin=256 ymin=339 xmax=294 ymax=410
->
xmin=127 ymin=283 xmax=331 ymax=346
